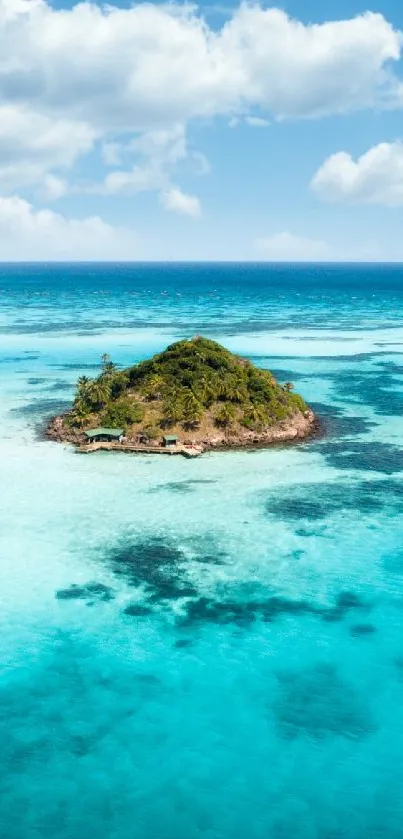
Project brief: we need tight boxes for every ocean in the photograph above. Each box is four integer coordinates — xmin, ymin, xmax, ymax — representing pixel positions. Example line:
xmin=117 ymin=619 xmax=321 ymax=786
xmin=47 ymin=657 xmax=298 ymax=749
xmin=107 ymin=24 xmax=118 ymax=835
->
xmin=1 ymin=262 xmax=403 ymax=838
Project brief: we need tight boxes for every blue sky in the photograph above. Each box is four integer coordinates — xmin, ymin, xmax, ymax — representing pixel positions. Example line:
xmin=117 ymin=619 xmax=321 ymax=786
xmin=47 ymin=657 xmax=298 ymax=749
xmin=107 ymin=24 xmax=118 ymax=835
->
xmin=1 ymin=0 xmax=403 ymax=260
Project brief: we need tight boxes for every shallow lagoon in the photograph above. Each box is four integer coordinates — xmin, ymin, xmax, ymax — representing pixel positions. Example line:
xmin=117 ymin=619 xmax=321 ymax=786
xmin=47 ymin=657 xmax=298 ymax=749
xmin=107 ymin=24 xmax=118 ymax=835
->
xmin=1 ymin=264 xmax=403 ymax=838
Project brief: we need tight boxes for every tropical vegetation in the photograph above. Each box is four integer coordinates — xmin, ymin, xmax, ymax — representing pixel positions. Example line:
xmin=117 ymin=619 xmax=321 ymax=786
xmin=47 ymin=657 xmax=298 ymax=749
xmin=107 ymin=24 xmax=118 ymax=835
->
xmin=65 ymin=338 xmax=309 ymax=438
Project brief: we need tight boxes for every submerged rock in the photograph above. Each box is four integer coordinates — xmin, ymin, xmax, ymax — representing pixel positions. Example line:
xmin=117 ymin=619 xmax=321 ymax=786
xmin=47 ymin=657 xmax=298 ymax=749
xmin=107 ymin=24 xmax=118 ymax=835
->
xmin=56 ymin=582 xmax=114 ymax=603
xmin=123 ymin=603 xmax=152 ymax=617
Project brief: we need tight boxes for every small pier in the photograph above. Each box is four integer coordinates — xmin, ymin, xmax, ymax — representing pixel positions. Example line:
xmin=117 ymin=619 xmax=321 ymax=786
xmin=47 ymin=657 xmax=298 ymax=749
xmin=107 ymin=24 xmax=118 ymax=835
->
xmin=75 ymin=442 xmax=203 ymax=458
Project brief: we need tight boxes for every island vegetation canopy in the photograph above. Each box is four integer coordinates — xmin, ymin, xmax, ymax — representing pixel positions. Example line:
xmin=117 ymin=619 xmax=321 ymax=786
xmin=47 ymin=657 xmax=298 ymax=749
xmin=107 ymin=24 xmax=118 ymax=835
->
xmin=65 ymin=337 xmax=309 ymax=442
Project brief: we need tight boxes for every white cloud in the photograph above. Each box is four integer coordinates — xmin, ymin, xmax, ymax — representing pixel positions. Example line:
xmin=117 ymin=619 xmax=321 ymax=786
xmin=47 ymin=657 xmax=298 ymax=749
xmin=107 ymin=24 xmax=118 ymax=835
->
xmin=0 ymin=196 xmax=138 ymax=260
xmin=94 ymin=124 xmax=207 ymax=212
xmin=0 ymin=104 xmax=94 ymax=192
xmin=245 ymin=116 xmax=270 ymax=128
xmin=41 ymin=174 xmax=68 ymax=200
xmin=101 ymin=166 xmax=163 ymax=196
xmin=311 ymin=141 xmax=403 ymax=206
xmin=159 ymin=187 xmax=201 ymax=217
xmin=1 ymin=1 xmax=400 ymax=128
xmin=94 ymin=124 xmax=188 ymax=196
xmin=0 ymin=1 xmax=401 ymax=198
xmin=255 ymin=231 xmax=333 ymax=261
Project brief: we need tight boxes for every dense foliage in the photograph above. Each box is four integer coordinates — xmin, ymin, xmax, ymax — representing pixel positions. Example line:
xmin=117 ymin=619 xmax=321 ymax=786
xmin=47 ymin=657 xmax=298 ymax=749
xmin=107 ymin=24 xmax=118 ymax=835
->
xmin=68 ymin=338 xmax=308 ymax=435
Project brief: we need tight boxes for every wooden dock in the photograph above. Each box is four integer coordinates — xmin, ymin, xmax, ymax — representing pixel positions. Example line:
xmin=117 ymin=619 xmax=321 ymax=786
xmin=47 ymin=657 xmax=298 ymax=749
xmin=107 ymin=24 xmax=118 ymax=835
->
xmin=75 ymin=442 xmax=203 ymax=458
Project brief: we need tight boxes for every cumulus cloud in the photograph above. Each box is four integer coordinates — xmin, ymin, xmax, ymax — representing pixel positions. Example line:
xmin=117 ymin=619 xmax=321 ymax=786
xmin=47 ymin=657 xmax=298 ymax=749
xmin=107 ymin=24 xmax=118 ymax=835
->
xmin=311 ymin=141 xmax=403 ymax=206
xmin=96 ymin=125 xmax=188 ymax=196
xmin=93 ymin=124 xmax=205 ymax=212
xmin=0 ymin=0 xmax=401 ymax=203
xmin=159 ymin=187 xmax=201 ymax=217
xmin=0 ymin=196 xmax=138 ymax=260
xmin=1 ymin=1 xmax=400 ymax=126
xmin=0 ymin=104 xmax=94 ymax=192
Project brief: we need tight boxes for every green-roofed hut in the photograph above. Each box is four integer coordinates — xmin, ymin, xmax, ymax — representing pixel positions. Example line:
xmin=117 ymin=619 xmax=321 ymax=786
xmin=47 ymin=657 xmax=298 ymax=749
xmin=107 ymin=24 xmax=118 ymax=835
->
xmin=85 ymin=427 xmax=124 ymax=443
xmin=162 ymin=434 xmax=178 ymax=448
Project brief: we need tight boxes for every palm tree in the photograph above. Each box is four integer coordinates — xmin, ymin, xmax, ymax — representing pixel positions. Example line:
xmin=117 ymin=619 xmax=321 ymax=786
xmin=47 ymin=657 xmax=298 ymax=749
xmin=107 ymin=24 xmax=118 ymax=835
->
xmin=194 ymin=375 xmax=215 ymax=406
xmin=182 ymin=391 xmax=203 ymax=428
xmin=143 ymin=374 xmax=164 ymax=401
xmin=109 ymin=371 xmax=129 ymax=398
xmin=215 ymin=403 xmax=236 ymax=428
xmin=100 ymin=353 xmax=116 ymax=376
xmin=230 ymin=383 xmax=247 ymax=404
xmin=74 ymin=375 xmax=92 ymax=407
xmin=72 ymin=400 xmax=91 ymax=428
xmin=162 ymin=390 xmax=184 ymax=425
xmin=244 ymin=404 xmax=267 ymax=430
xmin=284 ymin=382 xmax=294 ymax=392
xmin=87 ymin=378 xmax=110 ymax=410
xmin=218 ymin=381 xmax=232 ymax=401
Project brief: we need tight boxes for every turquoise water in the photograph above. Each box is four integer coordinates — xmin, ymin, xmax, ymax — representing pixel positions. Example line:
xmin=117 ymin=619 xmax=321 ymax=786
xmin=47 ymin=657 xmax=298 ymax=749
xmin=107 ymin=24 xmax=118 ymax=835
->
xmin=1 ymin=263 xmax=403 ymax=838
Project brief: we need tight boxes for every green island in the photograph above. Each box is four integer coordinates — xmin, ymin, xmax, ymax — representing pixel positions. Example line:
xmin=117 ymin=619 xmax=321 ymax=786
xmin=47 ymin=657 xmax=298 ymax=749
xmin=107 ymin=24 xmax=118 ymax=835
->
xmin=47 ymin=337 xmax=316 ymax=456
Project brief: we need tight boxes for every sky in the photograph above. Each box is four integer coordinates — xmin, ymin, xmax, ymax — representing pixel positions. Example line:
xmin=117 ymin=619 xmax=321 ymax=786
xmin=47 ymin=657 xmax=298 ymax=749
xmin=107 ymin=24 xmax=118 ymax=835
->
xmin=1 ymin=0 xmax=403 ymax=260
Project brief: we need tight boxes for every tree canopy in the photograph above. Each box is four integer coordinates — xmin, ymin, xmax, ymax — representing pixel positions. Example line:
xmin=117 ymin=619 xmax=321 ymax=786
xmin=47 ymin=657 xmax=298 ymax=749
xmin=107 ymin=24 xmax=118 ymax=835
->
xmin=67 ymin=336 xmax=308 ymax=437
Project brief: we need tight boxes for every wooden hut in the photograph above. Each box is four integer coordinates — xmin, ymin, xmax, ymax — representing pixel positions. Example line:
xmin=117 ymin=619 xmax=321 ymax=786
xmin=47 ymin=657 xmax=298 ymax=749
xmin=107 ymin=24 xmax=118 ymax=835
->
xmin=162 ymin=434 xmax=178 ymax=448
xmin=84 ymin=427 xmax=124 ymax=443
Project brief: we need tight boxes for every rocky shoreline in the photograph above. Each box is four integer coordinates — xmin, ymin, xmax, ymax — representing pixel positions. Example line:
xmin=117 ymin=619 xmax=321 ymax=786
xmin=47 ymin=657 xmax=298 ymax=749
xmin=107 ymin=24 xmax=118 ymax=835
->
xmin=46 ymin=409 xmax=317 ymax=453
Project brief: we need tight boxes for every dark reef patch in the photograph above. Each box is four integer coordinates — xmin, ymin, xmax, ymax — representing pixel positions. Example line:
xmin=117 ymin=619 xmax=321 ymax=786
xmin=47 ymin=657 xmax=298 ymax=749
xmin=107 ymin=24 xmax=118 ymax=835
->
xmin=46 ymin=381 xmax=73 ymax=392
xmin=26 ymin=377 xmax=72 ymax=392
xmin=265 ymin=476 xmax=403 ymax=520
xmin=377 ymin=360 xmax=403 ymax=376
xmin=350 ymin=623 xmax=377 ymax=637
xmin=51 ymin=362 xmax=102 ymax=371
xmin=104 ymin=537 xmax=199 ymax=602
xmin=331 ymin=368 xmax=403 ymax=416
xmin=179 ymin=590 xmax=369 ymax=628
xmin=56 ymin=582 xmax=114 ymax=604
xmin=11 ymin=397 xmax=71 ymax=419
xmin=0 ymin=355 xmax=39 ymax=364
xmin=294 ymin=526 xmax=329 ymax=538
xmin=103 ymin=535 xmax=227 ymax=604
xmin=148 ymin=481 xmax=197 ymax=495
xmin=149 ymin=480 xmax=217 ymax=493
xmin=174 ymin=638 xmax=193 ymax=648
xmin=321 ymin=592 xmax=368 ymax=623
xmin=317 ymin=441 xmax=403 ymax=474
xmin=123 ymin=603 xmax=153 ymax=617
xmin=264 ymin=479 xmax=399 ymax=522
xmin=309 ymin=401 xmax=376 ymax=439
xmin=273 ymin=663 xmax=375 ymax=741
xmin=267 ymin=495 xmax=330 ymax=520
xmin=100 ymin=535 xmax=369 ymax=630
xmin=268 ymin=366 xmax=307 ymax=383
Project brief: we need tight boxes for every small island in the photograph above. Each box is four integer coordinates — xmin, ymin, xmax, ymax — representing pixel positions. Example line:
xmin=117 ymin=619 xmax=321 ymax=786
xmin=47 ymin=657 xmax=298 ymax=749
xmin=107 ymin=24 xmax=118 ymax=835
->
xmin=47 ymin=337 xmax=316 ymax=456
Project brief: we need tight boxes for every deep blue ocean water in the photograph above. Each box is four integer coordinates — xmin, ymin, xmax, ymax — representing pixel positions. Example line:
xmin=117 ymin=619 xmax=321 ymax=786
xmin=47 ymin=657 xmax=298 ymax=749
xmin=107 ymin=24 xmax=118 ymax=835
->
xmin=1 ymin=262 xmax=403 ymax=838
